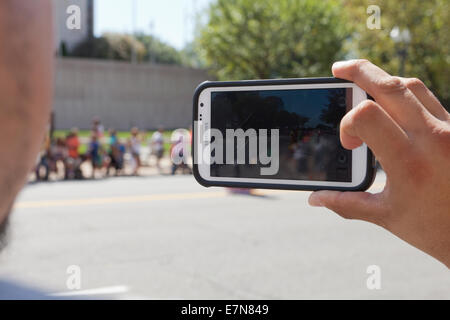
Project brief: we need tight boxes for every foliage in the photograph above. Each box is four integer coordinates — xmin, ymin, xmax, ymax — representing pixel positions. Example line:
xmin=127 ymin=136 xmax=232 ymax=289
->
xmin=180 ymin=42 xmax=206 ymax=69
xmin=196 ymin=0 xmax=449 ymax=109
xmin=71 ymin=33 xmax=186 ymax=65
xmin=69 ymin=0 xmax=449 ymax=109
xmin=135 ymin=33 xmax=183 ymax=65
xmin=71 ymin=33 xmax=146 ymax=62
xmin=342 ymin=0 xmax=449 ymax=108
xmin=196 ymin=0 xmax=350 ymax=80
xmin=320 ymin=89 xmax=347 ymax=127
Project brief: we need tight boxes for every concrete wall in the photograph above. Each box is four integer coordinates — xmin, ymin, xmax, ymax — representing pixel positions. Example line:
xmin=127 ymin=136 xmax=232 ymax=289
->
xmin=53 ymin=58 xmax=209 ymax=130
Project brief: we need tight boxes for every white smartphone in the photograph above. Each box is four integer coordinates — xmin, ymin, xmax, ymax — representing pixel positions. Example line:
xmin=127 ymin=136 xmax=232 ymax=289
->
xmin=192 ymin=78 xmax=376 ymax=191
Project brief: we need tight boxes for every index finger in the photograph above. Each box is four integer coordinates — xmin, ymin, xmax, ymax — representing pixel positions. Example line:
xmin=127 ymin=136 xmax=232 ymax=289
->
xmin=332 ymin=59 xmax=432 ymax=133
xmin=340 ymin=99 xmax=410 ymax=176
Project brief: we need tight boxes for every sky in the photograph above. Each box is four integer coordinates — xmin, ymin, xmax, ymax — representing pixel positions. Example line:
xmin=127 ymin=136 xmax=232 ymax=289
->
xmin=94 ymin=0 xmax=212 ymax=50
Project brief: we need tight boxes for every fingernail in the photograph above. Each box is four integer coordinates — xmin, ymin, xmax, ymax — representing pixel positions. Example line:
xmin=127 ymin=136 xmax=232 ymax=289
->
xmin=332 ymin=60 xmax=354 ymax=69
xmin=309 ymin=193 xmax=324 ymax=207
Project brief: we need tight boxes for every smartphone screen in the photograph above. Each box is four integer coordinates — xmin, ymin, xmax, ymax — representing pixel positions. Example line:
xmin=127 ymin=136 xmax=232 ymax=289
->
xmin=209 ymin=88 xmax=353 ymax=182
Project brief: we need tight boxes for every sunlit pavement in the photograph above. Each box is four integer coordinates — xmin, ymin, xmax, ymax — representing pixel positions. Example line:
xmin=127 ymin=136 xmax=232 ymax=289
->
xmin=0 ymin=171 xmax=449 ymax=299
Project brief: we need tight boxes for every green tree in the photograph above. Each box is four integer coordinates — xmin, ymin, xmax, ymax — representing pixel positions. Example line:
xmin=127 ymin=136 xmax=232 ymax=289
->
xmin=135 ymin=33 xmax=182 ymax=65
xmin=71 ymin=33 xmax=146 ymax=62
xmin=71 ymin=33 xmax=185 ymax=66
xmin=196 ymin=0 xmax=350 ymax=80
xmin=320 ymin=89 xmax=347 ymax=127
xmin=343 ymin=0 xmax=449 ymax=109
xmin=180 ymin=42 xmax=206 ymax=69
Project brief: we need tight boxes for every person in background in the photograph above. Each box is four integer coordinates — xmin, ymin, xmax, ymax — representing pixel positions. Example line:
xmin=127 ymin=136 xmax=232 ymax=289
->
xmin=170 ymin=136 xmax=191 ymax=175
xmin=107 ymin=129 xmax=124 ymax=176
xmin=35 ymin=129 xmax=51 ymax=181
xmin=49 ymin=137 xmax=67 ymax=179
xmin=88 ymin=133 xmax=101 ymax=178
xmin=151 ymin=127 xmax=165 ymax=172
xmin=64 ymin=127 xmax=81 ymax=180
xmin=91 ymin=117 xmax=104 ymax=139
xmin=128 ymin=127 xmax=141 ymax=176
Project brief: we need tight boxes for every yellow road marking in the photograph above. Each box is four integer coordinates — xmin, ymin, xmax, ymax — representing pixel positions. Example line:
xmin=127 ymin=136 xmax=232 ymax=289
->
xmin=15 ymin=181 xmax=385 ymax=209
xmin=15 ymin=191 xmax=228 ymax=209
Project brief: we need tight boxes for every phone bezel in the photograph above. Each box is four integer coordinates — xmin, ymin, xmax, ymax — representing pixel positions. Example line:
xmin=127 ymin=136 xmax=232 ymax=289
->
xmin=192 ymin=77 xmax=375 ymax=191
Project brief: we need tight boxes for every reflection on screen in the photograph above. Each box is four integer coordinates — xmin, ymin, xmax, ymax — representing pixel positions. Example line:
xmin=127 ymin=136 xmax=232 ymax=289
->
xmin=210 ymin=88 xmax=352 ymax=182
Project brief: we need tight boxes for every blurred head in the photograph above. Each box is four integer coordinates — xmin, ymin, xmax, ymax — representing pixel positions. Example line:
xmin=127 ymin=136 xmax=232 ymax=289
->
xmin=56 ymin=137 xmax=65 ymax=146
xmin=131 ymin=127 xmax=139 ymax=136
xmin=70 ymin=127 xmax=79 ymax=136
xmin=0 ymin=0 xmax=53 ymax=252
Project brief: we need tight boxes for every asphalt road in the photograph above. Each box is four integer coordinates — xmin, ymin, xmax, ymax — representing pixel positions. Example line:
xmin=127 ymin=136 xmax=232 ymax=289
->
xmin=0 ymin=171 xmax=448 ymax=299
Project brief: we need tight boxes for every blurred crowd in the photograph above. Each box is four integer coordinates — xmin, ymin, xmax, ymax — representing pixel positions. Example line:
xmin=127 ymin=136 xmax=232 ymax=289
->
xmin=34 ymin=118 xmax=192 ymax=182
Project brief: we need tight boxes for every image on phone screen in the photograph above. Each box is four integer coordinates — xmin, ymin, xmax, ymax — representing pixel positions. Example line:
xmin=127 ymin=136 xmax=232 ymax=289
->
xmin=210 ymin=88 xmax=353 ymax=182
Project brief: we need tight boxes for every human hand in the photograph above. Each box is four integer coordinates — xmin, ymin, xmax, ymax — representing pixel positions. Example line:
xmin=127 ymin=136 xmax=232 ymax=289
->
xmin=309 ymin=59 xmax=450 ymax=268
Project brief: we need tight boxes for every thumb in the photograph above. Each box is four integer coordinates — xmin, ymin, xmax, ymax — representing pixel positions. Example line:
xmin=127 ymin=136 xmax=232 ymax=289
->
xmin=308 ymin=190 xmax=388 ymax=228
